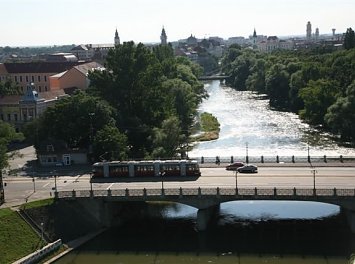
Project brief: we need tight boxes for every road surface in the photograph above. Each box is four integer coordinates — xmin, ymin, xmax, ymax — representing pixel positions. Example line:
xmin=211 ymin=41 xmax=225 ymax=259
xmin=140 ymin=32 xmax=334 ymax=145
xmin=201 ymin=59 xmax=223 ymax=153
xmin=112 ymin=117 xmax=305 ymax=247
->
xmin=2 ymin=166 xmax=355 ymax=208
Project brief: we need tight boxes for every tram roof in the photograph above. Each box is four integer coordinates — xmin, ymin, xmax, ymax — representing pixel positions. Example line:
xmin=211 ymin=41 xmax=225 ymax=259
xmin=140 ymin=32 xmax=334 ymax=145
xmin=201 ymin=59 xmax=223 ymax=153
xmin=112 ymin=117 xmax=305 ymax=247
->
xmin=93 ymin=159 xmax=198 ymax=166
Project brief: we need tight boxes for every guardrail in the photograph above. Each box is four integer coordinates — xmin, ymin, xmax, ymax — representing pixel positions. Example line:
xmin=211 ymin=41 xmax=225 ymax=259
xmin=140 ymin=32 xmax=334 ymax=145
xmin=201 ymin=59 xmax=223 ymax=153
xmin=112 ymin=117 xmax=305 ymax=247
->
xmin=56 ymin=187 xmax=355 ymax=199
xmin=193 ymin=155 xmax=355 ymax=164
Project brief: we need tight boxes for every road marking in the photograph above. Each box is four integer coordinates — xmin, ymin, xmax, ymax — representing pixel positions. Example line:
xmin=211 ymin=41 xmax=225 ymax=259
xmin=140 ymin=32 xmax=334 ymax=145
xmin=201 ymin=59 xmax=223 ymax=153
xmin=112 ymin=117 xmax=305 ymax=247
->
xmin=43 ymin=182 xmax=50 ymax=188
xmin=107 ymin=183 xmax=114 ymax=190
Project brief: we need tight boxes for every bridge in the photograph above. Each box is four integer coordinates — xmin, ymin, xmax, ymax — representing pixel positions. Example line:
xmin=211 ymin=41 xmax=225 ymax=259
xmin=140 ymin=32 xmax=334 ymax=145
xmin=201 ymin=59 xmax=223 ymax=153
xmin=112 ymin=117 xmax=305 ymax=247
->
xmin=198 ymin=75 xmax=230 ymax=81
xmin=55 ymin=187 xmax=355 ymax=232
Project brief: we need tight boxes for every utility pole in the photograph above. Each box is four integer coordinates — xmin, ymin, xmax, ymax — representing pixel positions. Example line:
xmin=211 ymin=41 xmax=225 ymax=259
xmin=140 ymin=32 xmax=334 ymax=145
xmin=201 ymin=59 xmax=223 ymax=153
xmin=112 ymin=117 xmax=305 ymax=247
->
xmin=235 ymin=170 xmax=238 ymax=195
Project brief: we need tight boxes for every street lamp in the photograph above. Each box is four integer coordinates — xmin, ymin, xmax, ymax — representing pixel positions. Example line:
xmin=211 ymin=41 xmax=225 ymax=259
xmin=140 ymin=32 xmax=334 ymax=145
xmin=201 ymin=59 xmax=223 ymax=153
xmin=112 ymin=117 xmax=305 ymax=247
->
xmin=90 ymin=171 xmax=93 ymax=193
xmin=235 ymin=170 xmax=238 ymax=195
xmin=54 ymin=174 xmax=57 ymax=192
xmin=246 ymin=142 xmax=249 ymax=164
xmin=311 ymin=168 xmax=317 ymax=190
xmin=40 ymin=222 xmax=44 ymax=241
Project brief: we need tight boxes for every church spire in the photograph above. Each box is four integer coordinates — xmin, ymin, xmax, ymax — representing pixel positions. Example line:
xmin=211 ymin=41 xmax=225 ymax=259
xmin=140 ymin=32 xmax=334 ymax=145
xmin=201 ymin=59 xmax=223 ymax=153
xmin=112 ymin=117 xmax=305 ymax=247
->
xmin=160 ymin=26 xmax=167 ymax=45
xmin=114 ymin=28 xmax=120 ymax=45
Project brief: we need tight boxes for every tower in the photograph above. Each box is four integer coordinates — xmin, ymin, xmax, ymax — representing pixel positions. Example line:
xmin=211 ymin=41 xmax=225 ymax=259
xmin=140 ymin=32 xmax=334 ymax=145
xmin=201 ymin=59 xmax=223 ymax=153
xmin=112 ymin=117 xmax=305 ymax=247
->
xmin=315 ymin=28 xmax=319 ymax=41
xmin=160 ymin=27 xmax=167 ymax=45
xmin=114 ymin=28 xmax=120 ymax=45
xmin=306 ymin=21 xmax=312 ymax=41
xmin=332 ymin=28 xmax=336 ymax=36
xmin=252 ymin=28 xmax=257 ymax=49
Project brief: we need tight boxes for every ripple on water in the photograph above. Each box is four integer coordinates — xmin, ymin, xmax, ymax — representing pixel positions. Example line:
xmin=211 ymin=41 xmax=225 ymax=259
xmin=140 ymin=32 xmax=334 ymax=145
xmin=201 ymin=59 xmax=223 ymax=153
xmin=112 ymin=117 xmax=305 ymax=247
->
xmin=191 ymin=81 xmax=355 ymax=157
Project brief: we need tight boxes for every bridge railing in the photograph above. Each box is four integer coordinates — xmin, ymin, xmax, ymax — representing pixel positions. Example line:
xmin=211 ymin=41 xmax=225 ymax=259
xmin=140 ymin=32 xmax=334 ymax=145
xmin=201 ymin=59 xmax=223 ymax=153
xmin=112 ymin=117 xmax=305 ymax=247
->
xmin=194 ymin=155 xmax=355 ymax=164
xmin=56 ymin=187 xmax=355 ymax=199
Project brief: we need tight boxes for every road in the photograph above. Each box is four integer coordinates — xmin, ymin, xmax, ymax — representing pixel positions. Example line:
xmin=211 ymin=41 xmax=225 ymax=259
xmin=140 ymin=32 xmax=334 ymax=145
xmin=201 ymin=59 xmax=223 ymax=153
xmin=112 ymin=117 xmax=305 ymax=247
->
xmin=2 ymin=166 xmax=355 ymax=208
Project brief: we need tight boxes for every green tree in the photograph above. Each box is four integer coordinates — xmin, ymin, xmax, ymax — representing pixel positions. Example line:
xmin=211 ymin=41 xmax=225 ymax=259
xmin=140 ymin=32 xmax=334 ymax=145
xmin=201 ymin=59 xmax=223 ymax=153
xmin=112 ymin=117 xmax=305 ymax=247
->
xmin=344 ymin=27 xmax=355 ymax=50
xmin=28 ymin=92 xmax=116 ymax=152
xmin=93 ymin=125 xmax=128 ymax=161
xmin=151 ymin=116 xmax=185 ymax=158
xmin=0 ymin=121 xmax=24 ymax=170
xmin=299 ymin=79 xmax=338 ymax=124
xmin=325 ymin=81 xmax=355 ymax=141
xmin=0 ymin=80 xmax=21 ymax=96
xmin=265 ymin=64 xmax=290 ymax=108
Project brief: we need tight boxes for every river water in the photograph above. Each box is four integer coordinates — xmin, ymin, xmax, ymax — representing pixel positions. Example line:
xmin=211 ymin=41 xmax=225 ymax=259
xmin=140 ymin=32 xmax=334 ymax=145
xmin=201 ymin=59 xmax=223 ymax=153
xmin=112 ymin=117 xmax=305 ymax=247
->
xmin=189 ymin=81 xmax=355 ymax=158
xmin=55 ymin=81 xmax=355 ymax=264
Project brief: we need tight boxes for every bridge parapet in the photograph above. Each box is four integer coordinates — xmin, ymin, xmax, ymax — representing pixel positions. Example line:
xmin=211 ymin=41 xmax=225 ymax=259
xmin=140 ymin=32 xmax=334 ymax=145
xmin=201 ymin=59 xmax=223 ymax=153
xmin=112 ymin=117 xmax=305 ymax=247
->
xmin=56 ymin=187 xmax=355 ymax=211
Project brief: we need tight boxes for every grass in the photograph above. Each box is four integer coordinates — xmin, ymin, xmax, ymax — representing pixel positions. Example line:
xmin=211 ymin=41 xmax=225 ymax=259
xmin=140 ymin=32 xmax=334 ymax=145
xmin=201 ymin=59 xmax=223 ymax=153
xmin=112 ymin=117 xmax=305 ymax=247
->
xmin=192 ymin=112 xmax=220 ymax=142
xmin=0 ymin=207 xmax=44 ymax=264
xmin=19 ymin=198 xmax=54 ymax=210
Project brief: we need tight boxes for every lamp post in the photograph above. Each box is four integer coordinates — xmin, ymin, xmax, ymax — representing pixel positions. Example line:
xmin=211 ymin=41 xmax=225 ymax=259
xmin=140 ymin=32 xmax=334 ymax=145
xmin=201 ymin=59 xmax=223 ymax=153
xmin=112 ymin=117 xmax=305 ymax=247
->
xmin=54 ymin=174 xmax=57 ymax=192
xmin=246 ymin=142 xmax=249 ymax=164
xmin=235 ymin=170 xmax=238 ymax=194
xmin=40 ymin=222 xmax=44 ymax=241
xmin=311 ymin=168 xmax=317 ymax=191
xmin=32 ymin=177 xmax=36 ymax=193
xmin=90 ymin=172 xmax=93 ymax=192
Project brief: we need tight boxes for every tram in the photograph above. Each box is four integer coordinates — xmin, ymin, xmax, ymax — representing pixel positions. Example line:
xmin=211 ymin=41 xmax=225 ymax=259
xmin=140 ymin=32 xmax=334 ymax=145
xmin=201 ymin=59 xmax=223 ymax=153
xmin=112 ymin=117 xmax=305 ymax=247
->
xmin=92 ymin=159 xmax=201 ymax=179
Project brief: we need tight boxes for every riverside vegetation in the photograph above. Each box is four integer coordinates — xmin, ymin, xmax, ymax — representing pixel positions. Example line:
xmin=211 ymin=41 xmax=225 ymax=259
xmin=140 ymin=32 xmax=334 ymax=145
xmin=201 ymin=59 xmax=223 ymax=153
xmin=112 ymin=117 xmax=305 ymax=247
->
xmin=222 ymin=28 xmax=355 ymax=145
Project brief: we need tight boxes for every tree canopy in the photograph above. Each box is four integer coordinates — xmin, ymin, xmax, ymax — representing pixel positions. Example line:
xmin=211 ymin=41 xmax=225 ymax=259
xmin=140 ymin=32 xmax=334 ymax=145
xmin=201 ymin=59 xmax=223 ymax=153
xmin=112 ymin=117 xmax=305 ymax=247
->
xmin=221 ymin=44 xmax=355 ymax=143
xmin=28 ymin=42 xmax=205 ymax=161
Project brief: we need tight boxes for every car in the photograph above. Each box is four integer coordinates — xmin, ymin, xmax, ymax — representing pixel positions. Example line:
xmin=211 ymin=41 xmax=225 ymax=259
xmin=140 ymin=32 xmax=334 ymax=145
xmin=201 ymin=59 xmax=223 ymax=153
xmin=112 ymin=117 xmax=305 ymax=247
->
xmin=237 ymin=164 xmax=258 ymax=173
xmin=226 ymin=162 xmax=245 ymax=171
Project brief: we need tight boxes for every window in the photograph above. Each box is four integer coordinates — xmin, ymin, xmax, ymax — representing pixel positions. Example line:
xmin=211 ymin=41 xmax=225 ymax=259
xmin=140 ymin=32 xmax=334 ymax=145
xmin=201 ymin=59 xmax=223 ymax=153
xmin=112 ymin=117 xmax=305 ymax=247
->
xmin=45 ymin=86 xmax=48 ymax=91
xmin=26 ymin=76 xmax=29 ymax=82
xmin=15 ymin=76 xmax=18 ymax=82
xmin=21 ymin=86 xmax=24 ymax=92
xmin=14 ymin=114 xmax=18 ymax=121
xmin=39 ymin=86 xmax=42 ymax=92
xmin=46 ymin=144 xmax=54 ymax=152
xmin=37 ymin=76 xmax=41 ymax=82
xmin=31 ymin=76 xmax=34 ymax=82
xmin=7 ymin=114 xmax=11 ymax=121
xmin=44 ymin=76 xmax=47 ymax=82
xmin=20 ymin=76 xmax=22 ymax=82
xmin=0 ymin=114 xmax=3 ymax=120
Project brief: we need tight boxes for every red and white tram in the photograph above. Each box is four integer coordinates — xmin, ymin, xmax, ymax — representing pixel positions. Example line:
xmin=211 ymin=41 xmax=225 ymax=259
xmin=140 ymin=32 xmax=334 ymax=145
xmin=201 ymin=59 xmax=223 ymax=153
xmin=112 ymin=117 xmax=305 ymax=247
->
xmin=92 ymin=159 xmax=201 ymax=179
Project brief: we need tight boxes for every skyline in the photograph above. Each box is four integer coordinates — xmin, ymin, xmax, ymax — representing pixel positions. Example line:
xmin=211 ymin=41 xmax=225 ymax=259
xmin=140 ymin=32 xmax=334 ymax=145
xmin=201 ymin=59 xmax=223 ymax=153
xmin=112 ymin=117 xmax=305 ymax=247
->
xmin=1 ymin=0 xmax=354 ymax=47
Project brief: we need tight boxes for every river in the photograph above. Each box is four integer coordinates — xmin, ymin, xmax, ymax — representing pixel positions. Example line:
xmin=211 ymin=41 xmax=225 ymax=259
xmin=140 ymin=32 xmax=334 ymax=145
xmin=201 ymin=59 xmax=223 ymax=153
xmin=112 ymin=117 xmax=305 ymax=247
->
xmin=55 ymin=81 xmax=355 ymax=264
xmin=189 ymin=80 xmax=355 ymax=158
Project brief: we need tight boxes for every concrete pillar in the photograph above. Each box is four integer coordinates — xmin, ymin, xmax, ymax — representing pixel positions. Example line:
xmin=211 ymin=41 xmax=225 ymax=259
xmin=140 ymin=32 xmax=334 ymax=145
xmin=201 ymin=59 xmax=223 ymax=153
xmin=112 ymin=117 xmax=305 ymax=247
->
xmin=196 ymin=204 xmax=220 ymax=231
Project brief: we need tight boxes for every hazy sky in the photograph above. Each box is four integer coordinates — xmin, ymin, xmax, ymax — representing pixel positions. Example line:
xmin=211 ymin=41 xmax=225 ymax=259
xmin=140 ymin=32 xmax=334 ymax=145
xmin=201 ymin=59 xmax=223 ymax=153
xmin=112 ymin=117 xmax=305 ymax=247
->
xmin=1 ymin=0 xmax=354 ymax=46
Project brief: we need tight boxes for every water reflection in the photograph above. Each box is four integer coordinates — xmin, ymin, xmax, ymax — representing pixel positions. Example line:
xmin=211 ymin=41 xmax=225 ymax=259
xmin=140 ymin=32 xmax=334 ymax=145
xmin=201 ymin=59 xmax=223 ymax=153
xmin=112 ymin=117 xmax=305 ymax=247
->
xmin=55 ymin=201 xmax=351 ymax=264
xmin=190 ymin=81 xmax=355 ymax=157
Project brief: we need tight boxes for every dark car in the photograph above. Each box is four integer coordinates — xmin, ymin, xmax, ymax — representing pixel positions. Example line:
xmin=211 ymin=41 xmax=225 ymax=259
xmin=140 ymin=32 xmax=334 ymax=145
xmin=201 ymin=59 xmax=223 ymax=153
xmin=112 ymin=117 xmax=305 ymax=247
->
xmin=237 ymin=164 xmax=258 ymax=173
xmin=226 ymin=162 xmax=245 ymax=171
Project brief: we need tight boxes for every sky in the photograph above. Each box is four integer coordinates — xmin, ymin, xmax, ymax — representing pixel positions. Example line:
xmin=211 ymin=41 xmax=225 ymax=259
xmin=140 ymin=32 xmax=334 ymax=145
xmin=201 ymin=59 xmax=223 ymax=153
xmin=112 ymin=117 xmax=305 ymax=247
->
xmin=1 ymin=0 xmax=354 ymax=47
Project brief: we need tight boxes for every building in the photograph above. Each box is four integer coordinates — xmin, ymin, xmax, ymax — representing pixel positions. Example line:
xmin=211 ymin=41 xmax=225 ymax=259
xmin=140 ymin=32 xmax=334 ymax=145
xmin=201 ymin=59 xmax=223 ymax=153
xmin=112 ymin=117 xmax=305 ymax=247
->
xmin=70 ymin=44 xmax=94 ymax=61
xmin=0 ymin=83 xmax=68 ymax=131
xmin=0 ymin=61 xmax=85 ymax=93
xmin=49 ymin=61 xmax=104 ymax=91
xmin=114 ymin=28 xmax=120 ymax=45
xmin=37 ymin=139 xmax=88 ymax=166
xmin=257 ymin=36 xmax=294 ymax=52
xmin=160 ymin=27 xmax=167 ymax=45
xmin=306 ymin=21 xmax=312 ymax=41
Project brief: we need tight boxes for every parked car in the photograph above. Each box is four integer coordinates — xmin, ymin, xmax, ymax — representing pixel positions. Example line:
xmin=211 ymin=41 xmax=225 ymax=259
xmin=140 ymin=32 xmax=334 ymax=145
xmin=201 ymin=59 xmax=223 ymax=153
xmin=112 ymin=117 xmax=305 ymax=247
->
xmin=237 ymin=164 xmax=258 ymax=173
xmin=226 ymin=162 xmax=245 ymax=171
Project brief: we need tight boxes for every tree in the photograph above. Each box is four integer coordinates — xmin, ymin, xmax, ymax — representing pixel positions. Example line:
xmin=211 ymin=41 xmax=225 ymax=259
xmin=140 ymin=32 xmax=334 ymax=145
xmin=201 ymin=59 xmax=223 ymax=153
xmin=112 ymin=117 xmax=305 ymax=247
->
xmin=0 ymin=121 xmax=22 ymax=204
xmin=93 ymin=125 xmax=128 ymax=161
xmin=0 ymin=80 xmax=21 ymax=96
xmin=344 ymin=28 xmax=355 ymax=50
xmin=299 ymin=79 xmax=338 ymax=124
xmin=325 ymin=81 xmax=355 ymax=141
xmin=151 ymin=116 xmax=185 ymax=158
xmin=27 ymin=92 xmax=117 ymax=155
xmin=265 ymin=64 xmax=290 ymax=108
